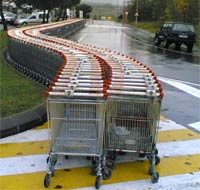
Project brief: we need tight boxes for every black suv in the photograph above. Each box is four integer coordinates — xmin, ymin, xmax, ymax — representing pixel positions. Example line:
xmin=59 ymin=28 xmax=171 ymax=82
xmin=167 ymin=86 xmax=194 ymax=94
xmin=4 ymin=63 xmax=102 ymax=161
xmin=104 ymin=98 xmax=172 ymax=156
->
xmin=154 ymin=22 xmax=196 ymax=51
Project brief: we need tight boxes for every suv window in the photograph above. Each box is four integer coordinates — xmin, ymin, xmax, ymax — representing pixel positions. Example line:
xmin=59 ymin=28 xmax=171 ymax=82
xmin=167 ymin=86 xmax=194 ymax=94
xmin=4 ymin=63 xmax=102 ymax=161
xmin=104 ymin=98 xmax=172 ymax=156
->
xmin=162 ymin=23 xmax=173 ymax=31
xmin=173 ymin=24 xmax=194 ymax=32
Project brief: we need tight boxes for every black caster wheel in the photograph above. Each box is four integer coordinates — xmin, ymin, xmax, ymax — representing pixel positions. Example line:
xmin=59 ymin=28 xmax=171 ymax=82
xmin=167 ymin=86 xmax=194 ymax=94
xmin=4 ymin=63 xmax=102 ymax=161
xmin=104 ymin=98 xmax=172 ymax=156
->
xmin=44 ymin=174 xmax=51 ymax=187
xmin=155 ymin=148 xmax=158 ymax=155
xmin=151 ymin=172 xmax=159 ymax=183
xmin=106 ymin=159 xmax=115 ymax=169
xmin=46 ymin=156 xmax=49 ymax=163
xmin=155 ymin=156 xmax=160 ymax=165
xmin=90 ymin=166 xmax=98 ymax=176
xmin=47 ymin=156 xmax=57 ymax=165
xmin=95 ymin=176 xmax=101 ymax=189
xmin=148 ymin=168 xmax=153 ymax=175
xmin=102 ymin=167 xmax=112 ymax=180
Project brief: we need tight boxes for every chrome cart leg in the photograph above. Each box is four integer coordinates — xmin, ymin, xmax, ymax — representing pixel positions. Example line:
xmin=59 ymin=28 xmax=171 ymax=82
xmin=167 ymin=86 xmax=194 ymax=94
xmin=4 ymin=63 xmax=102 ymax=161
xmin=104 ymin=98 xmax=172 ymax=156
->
xmin=148 ymin=146 xmax=159 ymax=183
xmin=91 ymin=153 xmax=112 ymax=180
xmin=101 ymin=152 xmax=112 ymax=180
xmin=95 ymin=156 xmax=102 ymax=190
xmin=91 ymin=156 xmax=98 ymax=176
xmin=44 ymin=153 xmax=58 ymax=187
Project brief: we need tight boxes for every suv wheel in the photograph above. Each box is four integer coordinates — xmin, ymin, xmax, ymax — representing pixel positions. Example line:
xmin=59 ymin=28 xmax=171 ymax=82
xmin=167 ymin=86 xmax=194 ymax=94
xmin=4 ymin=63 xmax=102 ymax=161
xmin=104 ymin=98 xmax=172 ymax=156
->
xmin=154 ymin=36 xmax=161 ymax=46
xmin=187 ymin=43 xmax=193 ymax=51
xmin=175 ymin=43 xmax=181 ymax=50
xmin=163 ymin=38 xmax=169 ymax=48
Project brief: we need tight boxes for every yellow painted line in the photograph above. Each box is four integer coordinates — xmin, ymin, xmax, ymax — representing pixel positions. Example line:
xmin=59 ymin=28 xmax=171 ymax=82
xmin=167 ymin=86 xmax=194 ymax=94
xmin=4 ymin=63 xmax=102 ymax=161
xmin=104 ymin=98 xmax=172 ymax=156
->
xmin=0 ymin=141 xmax=49 ymax=158
xmin=160 ymin=115 xmax=168 ymax=121
xmin=0 ymin=154 xmax=200 ymax=189
xmin=34 ymin=122 xmax=48 ymax=129
xmin=0 ymin=129 xmax=199 ymax=158
xmin=158 ymin=129 xmax=200 ymax=142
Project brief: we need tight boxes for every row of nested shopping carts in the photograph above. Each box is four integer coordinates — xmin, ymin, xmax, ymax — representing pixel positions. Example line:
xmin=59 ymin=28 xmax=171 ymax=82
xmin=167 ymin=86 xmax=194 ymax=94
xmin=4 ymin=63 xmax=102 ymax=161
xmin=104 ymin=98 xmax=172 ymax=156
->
xmin=43 ymin=38 xmax=163 ymax=189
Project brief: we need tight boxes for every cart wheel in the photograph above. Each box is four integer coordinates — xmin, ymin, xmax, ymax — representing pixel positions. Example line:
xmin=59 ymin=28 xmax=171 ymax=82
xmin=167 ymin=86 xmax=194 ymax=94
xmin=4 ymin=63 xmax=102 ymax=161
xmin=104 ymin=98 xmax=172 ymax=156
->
xmin=44 ymin=174 xmax=51 ymax=187
xmin=155 ymin=156 xmax=160 ymax=165
xmin=155 ymin=148 xmax=158 ymax=155
xmin=102 ymin=167 xmax=112 ymax=180
xmin=90 ymin=166 xmax=98 ymax=176
xmin=148 ymin=168 xmax=153 ymax=175
xmin=95 ymin=176 xmax=101 ymax=189
xmin=151 ymin=172 xmax=159 ymax=183
xmin=106 ymin=159 xmax=115 ymax=169
xmin=47 ymin=156 xmax=57 ymax=165
xmin=46 ymin=156 xmax=49 ymax=163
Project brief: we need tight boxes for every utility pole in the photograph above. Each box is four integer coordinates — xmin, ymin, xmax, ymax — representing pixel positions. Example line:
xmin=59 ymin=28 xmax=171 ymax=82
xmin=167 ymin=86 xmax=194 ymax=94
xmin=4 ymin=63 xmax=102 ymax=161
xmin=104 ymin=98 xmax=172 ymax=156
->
xmin=122 ymin=0 xmax=125 ymax=26
xmin=115 ymin=0 xmax=119 ymax=19
xmin=0 ymin=0 xmax=7 ymax=30
xmin=135 ymin=0 xmax=139 ymax=25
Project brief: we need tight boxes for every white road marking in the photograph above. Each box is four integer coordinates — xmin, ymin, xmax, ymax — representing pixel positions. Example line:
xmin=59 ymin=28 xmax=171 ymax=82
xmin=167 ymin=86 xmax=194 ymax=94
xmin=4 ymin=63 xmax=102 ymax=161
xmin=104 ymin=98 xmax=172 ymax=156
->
xmin=0 ymin=154 xmax=89 ymax=176
xmin=1 ymin=139 xmax=200 ymax=176
xmin=189 ymin=121 xmax=200 ymax=132
xmin=76 ymin=172 xmax=200 ymax=190
xmin=78 ymin=33 xmax=89 ymax=42
xmin=159 ymin=120 xmax=185 ymax=131
xmin=0 ymin=129 xmax=49 ymax=144
xmin=157 ymin=139 xmax=200 ymax=158
xmin=158 ymin=77 xmax=200 ymax=99
xmin=159 ymin=76 xmax=200 ymax=87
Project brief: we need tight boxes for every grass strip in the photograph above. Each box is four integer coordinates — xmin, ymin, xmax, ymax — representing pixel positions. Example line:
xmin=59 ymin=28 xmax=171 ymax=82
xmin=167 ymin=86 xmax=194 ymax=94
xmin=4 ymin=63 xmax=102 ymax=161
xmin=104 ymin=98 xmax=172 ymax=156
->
xmin=0 ymin=30 xmax=46 ymax=117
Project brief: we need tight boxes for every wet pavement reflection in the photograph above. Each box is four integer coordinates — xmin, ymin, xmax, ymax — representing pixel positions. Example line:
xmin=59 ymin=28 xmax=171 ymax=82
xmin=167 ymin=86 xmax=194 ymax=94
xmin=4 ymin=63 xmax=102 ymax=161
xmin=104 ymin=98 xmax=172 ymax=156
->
xmin=68 ymin=20 xmax=200 ymax=129
xmin=69 ymin=21 xmax=199 ymax=65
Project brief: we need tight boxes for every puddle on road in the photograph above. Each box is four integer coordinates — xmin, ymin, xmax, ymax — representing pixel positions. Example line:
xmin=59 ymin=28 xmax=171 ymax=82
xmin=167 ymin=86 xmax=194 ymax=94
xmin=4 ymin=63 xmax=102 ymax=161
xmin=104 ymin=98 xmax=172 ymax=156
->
xmin=150 ymin=46 xmax=199 ymax=64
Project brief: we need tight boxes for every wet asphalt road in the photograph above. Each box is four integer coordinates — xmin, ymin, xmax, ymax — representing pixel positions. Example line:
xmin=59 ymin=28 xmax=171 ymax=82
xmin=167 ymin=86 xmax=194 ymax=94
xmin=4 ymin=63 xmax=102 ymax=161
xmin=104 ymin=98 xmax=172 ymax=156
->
xmin=69 ymin=20 xmax=200 ymax=131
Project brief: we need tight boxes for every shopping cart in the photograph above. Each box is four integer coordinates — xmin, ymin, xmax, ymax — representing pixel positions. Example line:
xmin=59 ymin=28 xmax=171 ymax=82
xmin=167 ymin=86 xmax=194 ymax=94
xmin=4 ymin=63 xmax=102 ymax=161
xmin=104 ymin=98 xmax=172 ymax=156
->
xmin=103 ymin=55 xmax=163 ymax=183
xmin=44 ymin=51 xmax=108 ymax=189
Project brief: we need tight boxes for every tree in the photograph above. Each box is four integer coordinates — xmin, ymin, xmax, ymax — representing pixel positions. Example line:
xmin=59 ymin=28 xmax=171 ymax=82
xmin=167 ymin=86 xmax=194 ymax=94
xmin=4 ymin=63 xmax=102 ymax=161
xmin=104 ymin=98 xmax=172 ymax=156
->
xmin=76 ymin=4 xmax=92 ymax=18
xmin=152 ymin=0 xmax=167 ymax=22
xmin=56 ymin=0 xmax=81 ymax=21
xmin=127 ymin=0 xmax=199 ymax=24
xmin=184 ymin=0 xmax=199 ymax=23
xmin=0 ymin=0 xmax=7 ymax=30
xmin=164 ymin=0 xmax=199 ymax=23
